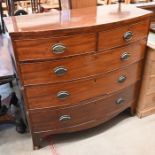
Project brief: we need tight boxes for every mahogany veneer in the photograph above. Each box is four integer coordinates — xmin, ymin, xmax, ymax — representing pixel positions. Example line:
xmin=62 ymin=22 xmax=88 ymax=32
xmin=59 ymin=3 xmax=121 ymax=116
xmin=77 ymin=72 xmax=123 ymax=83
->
xmin=25 ymin=62 xmax=143 ymax=109
xmin=4 ymin=4 xmax=152 ymax=149
xmin=14 ymin=33 xmax=96 ymax=62
xmin=30 ymin=83 xmax=140 ymax=133
xmin=20 ymin=40 xmax=146 ymax=85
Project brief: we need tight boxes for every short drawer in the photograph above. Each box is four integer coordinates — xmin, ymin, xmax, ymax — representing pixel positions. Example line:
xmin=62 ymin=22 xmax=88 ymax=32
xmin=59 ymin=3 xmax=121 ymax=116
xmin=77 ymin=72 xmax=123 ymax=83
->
xmin=98 ymin=19 xmax=149 ymax=51
xmin=29 ymin=84 xmax=139 ymax=133
xmin=25 ymin=62 xmax=142 ymax=109
xmin=20 ymin=40 xmax=146 ymax=86
xmin=14 ymin=33 xmax=96 ymax=62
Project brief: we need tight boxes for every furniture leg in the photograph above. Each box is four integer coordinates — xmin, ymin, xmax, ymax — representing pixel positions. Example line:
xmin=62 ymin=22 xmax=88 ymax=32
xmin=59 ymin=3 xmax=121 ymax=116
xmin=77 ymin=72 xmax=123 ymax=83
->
xmin=32 ymin=133 xmax=41 ymax=150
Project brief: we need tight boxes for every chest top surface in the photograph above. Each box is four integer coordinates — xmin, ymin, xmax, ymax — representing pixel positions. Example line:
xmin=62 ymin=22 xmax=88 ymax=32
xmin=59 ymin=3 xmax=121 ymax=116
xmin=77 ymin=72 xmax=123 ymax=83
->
xmin=4 ymin=4 xmax=152 ymax=39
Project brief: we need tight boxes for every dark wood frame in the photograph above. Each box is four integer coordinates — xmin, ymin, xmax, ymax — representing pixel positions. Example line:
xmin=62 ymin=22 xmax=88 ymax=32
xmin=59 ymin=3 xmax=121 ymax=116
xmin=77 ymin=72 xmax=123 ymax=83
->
xmin=0 ymin=0 xmax=5 ymax=33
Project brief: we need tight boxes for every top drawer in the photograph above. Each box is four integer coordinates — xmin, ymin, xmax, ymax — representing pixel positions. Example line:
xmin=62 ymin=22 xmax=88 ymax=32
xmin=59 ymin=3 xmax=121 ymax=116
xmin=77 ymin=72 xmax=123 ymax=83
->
xmin=14 ymin=33 xmax=96 ymax=62
xmin=98 ymin=19 xmax=150 ymax=51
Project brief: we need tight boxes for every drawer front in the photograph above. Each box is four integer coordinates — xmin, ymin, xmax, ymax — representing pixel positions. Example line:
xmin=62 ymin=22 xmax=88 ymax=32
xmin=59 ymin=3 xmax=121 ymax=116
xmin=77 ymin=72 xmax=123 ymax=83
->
xmin=14 ymin=33 xmax=96 ymax=62
xmin=25 ymin=62 xmax=142 ymax=109
xmin=29 ymin=83 xmax=139 ymax=133
xmin=98 ymin=19 xmax=149 ymax=51
xmin=20 ymin=40 xmax=146 ymax=85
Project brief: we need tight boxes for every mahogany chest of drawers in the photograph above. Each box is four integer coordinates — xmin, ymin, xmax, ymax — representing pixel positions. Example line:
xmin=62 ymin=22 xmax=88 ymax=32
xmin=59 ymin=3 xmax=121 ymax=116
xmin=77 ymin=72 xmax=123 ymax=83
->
xmin=4 ymin=5 xmax=152 ymax=149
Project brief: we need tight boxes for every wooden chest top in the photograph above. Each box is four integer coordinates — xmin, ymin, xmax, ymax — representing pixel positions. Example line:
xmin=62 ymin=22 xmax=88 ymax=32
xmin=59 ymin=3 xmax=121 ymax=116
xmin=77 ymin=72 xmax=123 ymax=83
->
xmin=4 ymin=4 xmax=152 ymax=39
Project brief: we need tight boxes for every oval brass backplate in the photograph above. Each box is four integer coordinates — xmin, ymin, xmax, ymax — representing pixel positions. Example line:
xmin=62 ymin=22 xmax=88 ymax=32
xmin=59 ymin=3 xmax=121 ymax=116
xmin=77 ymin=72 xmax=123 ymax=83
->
xmin=52 ymin=43 xmax=66 ymax=54
xmin=54 ymin=66 xmax=68 ymax=76
xmin=123 ymin=31 xmax=133 ymax=41
xmin=57 ymin=91 xmax=70 ymax=100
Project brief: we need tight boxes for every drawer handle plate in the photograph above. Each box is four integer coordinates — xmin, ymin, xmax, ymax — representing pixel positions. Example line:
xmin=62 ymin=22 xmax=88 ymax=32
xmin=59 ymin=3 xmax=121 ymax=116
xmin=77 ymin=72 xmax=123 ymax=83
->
xmin=54 ymin=66 xmax=68 ymax=76
xmin=116 ymin=98 xmax=125 ymax=105
xmin=123 ymin=31 xmax=133 ymax=41
xmin=121 ymin=52 xmax=130 ymax=61
xmin=118 ymin=75 xmax=127 ymax=83
xmin=59 ymin=115 xmax=71 ymax=122
xmin=52 ymin=43 xmax=66 ymax=54
xmin=57 ymin=91 xmax=70 ymax=99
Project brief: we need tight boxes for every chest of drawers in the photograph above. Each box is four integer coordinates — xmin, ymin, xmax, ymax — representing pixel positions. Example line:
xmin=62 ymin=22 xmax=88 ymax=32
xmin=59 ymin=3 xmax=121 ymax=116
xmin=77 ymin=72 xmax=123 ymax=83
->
xmin=4 ymin=5 xmax=152 ymax=149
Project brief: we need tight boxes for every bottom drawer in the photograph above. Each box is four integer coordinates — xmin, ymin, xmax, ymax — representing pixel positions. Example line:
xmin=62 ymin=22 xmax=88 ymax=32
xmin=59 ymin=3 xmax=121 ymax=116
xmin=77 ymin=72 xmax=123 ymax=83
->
xmin=30 ymin=83 xmax=139 ymax=133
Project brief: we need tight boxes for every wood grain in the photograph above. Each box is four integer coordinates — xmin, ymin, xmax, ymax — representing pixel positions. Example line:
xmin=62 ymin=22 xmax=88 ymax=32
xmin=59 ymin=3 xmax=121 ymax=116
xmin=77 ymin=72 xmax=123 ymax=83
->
xmin=25 ymin=62 xmax=142 ymax=110
xmin=137 ymin=47 xmax=155 ymax=118
xmin=4 ymin=5 xmax=152 ymax=39
xmin=98 ymin=19 xmax=149 ymax=51
xmin=30 ymin=83 xmax=139 ymax=132
xmin=14 ymin=33 xmax=96 ymax=62
xmin=68 ymin=0 xmax=97 ymax=9
xmin=20 ymin=40 xmax=146 ymax=86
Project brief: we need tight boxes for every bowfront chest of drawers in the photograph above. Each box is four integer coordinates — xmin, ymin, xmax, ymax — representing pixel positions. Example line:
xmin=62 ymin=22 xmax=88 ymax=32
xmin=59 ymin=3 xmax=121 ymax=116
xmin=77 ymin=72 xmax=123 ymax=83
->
xmin=4 ymin=5 xmax=152 ymax=149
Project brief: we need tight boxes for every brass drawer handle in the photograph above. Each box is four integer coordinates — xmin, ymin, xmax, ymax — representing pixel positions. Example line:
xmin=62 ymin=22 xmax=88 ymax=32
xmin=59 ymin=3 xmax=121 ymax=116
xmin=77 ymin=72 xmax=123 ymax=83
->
xmin=121 ymin=52 xmax=130 ymax=61
xmin=116 ymin=98 xmax=125 ymax=105
xmin=118 ymin=75 xmax=127 ymax=83
xmin=59 ymin=115 xmax=71 ymax=122
xmin=123 ymin=31 xmax=133 ymax=41
xmin=54 ymin=66 xmax=68 ymax=76
xmin=52 ymin=43 xmax=66 ymax=54
xmin=57 ymin=91 xmax=70 ymax=100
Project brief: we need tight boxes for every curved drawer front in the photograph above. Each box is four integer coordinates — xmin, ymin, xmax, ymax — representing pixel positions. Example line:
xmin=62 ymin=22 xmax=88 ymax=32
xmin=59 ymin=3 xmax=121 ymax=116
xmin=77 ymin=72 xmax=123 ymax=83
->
xmin=20 ymin=40 xmax=146 ymax=86
xmin=30 ymin=83 xmax=139 ymax=133
xmin=25 ymin=62 xmax=142 ymax=109
xmin=14 ymin=33 xmax=96 ymax=62
xmin=98 ymin=19 xmax=149 ymax=51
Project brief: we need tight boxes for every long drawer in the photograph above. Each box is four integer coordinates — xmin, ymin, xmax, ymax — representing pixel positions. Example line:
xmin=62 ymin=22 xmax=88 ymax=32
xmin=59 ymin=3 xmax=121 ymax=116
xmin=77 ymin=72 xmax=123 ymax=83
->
xmin=29 ymin=83 xmax=139 ymax=133
xmin=14 ymin=33 xmax=96 ymax=62
xmin=98 ymin=19 xmax=149 ymax=51
xmin=20 ymin=40 xmax=146 ymax=86
xmin=25 ymin=62 xmax=142 ymax=109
